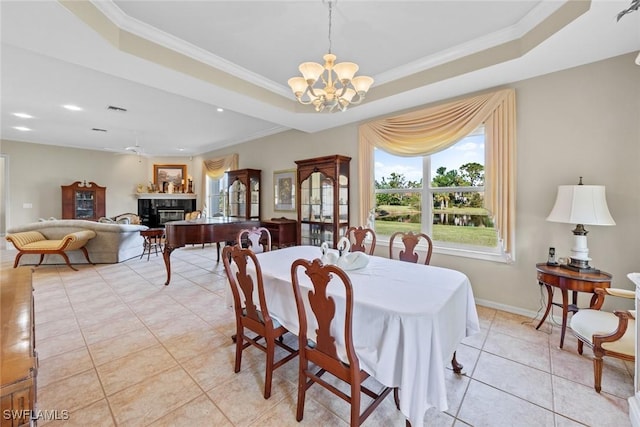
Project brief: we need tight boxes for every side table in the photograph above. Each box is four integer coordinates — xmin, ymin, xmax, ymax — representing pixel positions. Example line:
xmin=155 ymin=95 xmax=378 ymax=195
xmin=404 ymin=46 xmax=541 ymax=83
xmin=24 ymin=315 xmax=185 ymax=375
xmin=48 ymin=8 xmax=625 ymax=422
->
xmin=140 ymin=228 xmax=165 ymax=261
xmin=535 ymin=263 xmax=612 ymax=348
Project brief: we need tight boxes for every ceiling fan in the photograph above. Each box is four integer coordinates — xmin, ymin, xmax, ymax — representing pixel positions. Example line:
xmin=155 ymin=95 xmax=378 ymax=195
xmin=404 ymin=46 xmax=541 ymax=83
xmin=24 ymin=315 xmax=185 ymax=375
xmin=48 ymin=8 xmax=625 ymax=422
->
xmin=124 ymin=142 xmax=146 ymax=156
xmin=120 ymin=133 xmax=150 ymax=158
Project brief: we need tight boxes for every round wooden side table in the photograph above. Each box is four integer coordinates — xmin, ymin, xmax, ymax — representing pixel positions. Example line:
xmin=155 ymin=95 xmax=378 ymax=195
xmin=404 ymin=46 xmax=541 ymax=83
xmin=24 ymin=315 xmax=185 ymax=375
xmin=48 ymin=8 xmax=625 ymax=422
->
xmin=535 ymin=262 xmax=612 ymax=348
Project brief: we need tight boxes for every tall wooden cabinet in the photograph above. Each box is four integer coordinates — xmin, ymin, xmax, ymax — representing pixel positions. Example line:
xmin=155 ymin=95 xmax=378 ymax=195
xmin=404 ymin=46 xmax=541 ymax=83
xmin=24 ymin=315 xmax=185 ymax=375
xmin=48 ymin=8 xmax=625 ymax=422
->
xmin=226 ymin=169 xmax=261 ymax=220
xmin=296 ymin=155 xmax=350 ymax=248
xmin=61 ymin=181 xmax=106 ymax=221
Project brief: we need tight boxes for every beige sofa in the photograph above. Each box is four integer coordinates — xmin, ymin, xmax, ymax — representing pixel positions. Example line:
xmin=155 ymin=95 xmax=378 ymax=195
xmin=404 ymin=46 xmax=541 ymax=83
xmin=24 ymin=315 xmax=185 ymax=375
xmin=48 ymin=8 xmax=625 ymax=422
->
xmin=6 ymin=220 xmax=148 ymax=265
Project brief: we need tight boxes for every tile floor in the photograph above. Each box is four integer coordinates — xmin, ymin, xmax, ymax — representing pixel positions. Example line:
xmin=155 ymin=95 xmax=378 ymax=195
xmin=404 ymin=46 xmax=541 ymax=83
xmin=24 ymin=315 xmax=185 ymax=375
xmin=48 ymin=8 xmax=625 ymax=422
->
xmin=1 ymin=244 xmax=633 ymax=426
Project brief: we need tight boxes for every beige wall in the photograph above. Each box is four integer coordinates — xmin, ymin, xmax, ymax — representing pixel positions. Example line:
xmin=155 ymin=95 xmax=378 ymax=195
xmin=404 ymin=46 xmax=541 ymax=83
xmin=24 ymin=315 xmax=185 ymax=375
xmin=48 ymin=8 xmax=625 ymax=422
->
xmin=2 ymin=53 xmax=638 ymax=314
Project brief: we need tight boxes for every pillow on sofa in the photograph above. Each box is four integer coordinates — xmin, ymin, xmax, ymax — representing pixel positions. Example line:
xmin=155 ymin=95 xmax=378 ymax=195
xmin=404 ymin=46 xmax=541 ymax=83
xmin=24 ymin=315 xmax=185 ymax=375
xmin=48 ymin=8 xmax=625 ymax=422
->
xmin=99 ymin=217 xmax=116 ymax=223
xmin=112 ymin=213 xmax=141 ymax=225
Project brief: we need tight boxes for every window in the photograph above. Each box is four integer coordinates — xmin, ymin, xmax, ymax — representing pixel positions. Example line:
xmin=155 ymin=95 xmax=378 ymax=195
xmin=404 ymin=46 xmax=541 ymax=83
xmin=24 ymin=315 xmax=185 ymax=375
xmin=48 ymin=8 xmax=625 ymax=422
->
xmin=375 ymin=127 xmax=500 ymax=259
xmin=205 ymin=175 xmax=227 ymax=217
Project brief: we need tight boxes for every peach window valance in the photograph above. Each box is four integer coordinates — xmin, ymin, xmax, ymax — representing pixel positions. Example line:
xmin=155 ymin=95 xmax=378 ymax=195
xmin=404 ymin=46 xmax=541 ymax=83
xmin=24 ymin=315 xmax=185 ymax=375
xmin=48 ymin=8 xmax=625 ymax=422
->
xmin=358 ymin=88 xmax=516 ymax=260
xmin=200 ymin=154 xmax=239 ymax=210
xmin=203 ymin=153 xmax=238 ymax=179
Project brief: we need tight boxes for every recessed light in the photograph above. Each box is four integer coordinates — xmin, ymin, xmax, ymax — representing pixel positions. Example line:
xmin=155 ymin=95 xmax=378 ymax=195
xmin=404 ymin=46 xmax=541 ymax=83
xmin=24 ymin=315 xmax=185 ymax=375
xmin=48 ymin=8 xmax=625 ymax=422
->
xmin=177 ymin=148 xmax=185 ymax=152
xmin=13 ymin=112 xmax=33 ymax=119
xmin=63 ymin=104 xmax=83 ymax=111
xmin=217 ymin=108 xmax=224 ymax=112
xmin=13 ymin=126 xmax=31 ymax=131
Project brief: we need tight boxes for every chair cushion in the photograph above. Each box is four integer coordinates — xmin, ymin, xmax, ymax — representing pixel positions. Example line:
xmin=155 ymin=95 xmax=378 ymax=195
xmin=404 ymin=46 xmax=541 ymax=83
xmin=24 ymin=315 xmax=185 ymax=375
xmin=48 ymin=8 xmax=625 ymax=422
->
xmin=241 ymin=307 xmax=281 ymax=328
xmin=571 ymin=309 xmax=635 ymax=356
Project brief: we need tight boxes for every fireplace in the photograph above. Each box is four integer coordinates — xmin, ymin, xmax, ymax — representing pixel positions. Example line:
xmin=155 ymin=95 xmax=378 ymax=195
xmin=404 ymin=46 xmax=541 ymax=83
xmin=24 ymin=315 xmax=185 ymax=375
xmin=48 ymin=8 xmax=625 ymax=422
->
xmin=137 ymin=195 xmax=196 ymax=227
xmin=157 ymin=208 xmax=185 ymax=225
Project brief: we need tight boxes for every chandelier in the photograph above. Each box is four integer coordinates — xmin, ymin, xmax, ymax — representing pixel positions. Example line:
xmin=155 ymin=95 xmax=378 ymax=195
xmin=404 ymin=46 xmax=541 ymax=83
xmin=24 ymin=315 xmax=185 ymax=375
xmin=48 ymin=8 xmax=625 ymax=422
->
xmin=287 ymin=0 xmax=373 ymax=112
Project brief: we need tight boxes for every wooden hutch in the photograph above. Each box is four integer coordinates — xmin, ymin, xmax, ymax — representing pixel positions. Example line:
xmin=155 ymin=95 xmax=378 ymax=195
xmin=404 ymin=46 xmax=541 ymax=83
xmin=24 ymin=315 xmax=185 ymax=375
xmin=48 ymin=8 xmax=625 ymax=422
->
xmin=61 ymin=181 xmax=106 ymax=221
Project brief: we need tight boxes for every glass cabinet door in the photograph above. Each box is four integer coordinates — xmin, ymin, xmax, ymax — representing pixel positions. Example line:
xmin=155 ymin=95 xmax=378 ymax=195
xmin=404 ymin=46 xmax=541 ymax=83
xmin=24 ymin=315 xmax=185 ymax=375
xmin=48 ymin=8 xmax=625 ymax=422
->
xmin=75 ymin=190 xmax=95 ymax=219
xmin=250 ymin=176 xmax=260 ymax=218
xmin=228 ymin=179 xmax=246 ymax=217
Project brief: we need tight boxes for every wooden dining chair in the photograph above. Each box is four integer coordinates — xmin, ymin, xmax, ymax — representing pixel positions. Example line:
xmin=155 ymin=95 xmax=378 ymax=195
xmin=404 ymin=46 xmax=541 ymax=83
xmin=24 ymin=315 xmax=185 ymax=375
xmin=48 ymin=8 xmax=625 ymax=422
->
xmin=222 ymin=245 xmax=298 ymax=399
xmin=237 ymin=227 xmax=272 ymax=253
xmin=345 ymin=226 xmax=376 ymax=255
xmin=389 ymin=231 xmax=433 ymax=265
xmin=290 ymin=258 xmax=393 ymax=425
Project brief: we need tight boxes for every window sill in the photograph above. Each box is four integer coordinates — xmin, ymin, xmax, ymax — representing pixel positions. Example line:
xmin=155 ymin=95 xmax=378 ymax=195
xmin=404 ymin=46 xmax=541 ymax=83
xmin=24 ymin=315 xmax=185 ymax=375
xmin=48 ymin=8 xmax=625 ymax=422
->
xmin=379 ymin=238 xmax=513 ymax=264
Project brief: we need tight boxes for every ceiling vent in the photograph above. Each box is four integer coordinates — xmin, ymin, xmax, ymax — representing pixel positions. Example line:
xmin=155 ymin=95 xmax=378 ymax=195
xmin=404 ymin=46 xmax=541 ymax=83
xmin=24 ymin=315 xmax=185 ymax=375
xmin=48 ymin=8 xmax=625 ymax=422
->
xmin=91 ymin=128 xmax=107 ymax=132
xmin=106 ymin=105 xmax=127 ymax=112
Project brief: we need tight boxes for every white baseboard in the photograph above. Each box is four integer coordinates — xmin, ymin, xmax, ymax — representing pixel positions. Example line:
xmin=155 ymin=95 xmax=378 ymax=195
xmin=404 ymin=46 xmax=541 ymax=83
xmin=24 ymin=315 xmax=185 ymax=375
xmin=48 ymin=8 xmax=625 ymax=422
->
xmin=475 ymin=298 xmax=564 ymax=326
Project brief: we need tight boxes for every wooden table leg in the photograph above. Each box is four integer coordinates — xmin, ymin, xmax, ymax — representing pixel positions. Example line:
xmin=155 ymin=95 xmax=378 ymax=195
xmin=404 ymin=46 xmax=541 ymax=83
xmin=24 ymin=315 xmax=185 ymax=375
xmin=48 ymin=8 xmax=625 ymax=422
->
xmin=535 ymin=283 xmax=553 ymax=330
xmin=451 ymin=351 xmax=463 ymax=374
xmin=559 ymin=287 xmax=569 ymax=348
xmin=163 ymin=246 xmax=174 ymax=286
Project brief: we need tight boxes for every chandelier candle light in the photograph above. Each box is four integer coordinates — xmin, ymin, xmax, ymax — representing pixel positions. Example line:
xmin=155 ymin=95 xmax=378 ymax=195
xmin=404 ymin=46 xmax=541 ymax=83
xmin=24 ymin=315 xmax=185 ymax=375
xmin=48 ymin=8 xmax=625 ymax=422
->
xmin=546 ymin=177 xmax=615 ymax=273
xmin=288 ymin=0 xmax=373 ymax=112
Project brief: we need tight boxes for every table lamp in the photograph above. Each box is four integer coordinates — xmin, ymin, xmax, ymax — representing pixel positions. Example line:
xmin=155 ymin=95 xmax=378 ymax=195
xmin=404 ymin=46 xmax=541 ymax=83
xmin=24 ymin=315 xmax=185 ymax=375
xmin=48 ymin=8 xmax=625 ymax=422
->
xmin=546 ymin=177 xmax=615 ymax=273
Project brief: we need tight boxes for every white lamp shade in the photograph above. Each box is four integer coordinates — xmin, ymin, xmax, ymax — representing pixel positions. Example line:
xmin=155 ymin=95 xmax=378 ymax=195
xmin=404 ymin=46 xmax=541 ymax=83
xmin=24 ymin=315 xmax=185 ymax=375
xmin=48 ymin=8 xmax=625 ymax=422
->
xmin=298 ymin=62 xmax=324 ymax=83
xmin=546 ymin=185 xmax=616 ymax=226
xmin=351 ymin=75 xmax=374 ymax=93
xmin=333 ymin=62 xmax=359 ymax=81
xmin=287 ymin=77 xmax=307 ymax=94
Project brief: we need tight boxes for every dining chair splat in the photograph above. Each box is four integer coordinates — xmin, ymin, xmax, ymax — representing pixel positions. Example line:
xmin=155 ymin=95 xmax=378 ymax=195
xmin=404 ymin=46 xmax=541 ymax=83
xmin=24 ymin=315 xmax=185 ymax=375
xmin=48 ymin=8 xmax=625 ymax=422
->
xmin=345 ymin=226 xmax=376 ymax=255
xmin=389 ymin=231 xmax=433 ymax=265
xmin=237 ymin=227 xmax=272 ymax=253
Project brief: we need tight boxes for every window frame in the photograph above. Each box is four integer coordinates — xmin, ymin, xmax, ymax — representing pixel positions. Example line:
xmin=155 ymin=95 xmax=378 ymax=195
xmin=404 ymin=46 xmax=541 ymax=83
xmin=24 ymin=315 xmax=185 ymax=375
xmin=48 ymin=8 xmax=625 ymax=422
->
xmin=374 ymin=139 xmax=506 ymax=263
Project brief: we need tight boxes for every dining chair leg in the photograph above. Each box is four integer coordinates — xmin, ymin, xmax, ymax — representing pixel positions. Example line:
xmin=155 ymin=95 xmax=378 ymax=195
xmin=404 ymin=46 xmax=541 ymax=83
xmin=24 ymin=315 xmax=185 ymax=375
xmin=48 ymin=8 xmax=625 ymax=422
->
xmin=264 ymin=338 xmax=275 ymax=399
xmin=234 ymin=331 xmax=243 ymax=373
xmin=394 ymin=387 xmax=400 ymax=410
xmin=577 ymin=340 xmax=584 ymax=355
xmin=594 ymin=356 xmax=603 ymax=393
xmin=296 ymin=363 xmax=307 ymax=421
xmin=350 ymin=382 xmax=361 ymax=426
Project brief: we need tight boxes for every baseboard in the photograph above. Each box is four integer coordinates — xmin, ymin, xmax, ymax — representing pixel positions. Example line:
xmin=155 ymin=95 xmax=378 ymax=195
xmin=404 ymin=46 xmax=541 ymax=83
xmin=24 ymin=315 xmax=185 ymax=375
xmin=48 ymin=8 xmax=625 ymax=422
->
xmin=475 ymin=298 xmax=564 ymax=328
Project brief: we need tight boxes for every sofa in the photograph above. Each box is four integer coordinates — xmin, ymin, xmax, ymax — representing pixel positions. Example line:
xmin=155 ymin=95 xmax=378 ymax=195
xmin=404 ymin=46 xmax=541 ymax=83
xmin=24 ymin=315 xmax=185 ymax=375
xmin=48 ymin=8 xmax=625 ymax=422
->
xmin=6 ymin=220 xmax=148 ymax=265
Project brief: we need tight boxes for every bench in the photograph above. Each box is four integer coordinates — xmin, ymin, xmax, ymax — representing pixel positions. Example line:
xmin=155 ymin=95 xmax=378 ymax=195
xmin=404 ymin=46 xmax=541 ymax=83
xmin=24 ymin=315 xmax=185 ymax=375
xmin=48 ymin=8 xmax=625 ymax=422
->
xmin=6 ymin=230 xmax=97 ymax=271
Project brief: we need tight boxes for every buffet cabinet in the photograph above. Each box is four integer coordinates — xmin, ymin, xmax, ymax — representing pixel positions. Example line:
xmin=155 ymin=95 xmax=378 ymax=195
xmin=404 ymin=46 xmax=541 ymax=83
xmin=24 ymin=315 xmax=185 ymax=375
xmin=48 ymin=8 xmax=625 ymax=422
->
xmin=295 ymin=155 xmax=350 ymax=248
xmin=261 ymin=217 xmax=297 ymax=248
xmin=61 ymin=181 xmax=106 ymax=221
xmin=226 ymin=169 xmax=261 ymax=220
xmin=1 ymin=267 xmax=37 ymax=427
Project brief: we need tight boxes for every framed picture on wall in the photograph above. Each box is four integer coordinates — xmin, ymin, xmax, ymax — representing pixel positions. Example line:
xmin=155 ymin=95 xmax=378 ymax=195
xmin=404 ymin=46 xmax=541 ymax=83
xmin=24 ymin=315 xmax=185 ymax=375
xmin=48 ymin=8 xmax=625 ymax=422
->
xmin=154 ymin=164 xmax=187 ymax=188
xmin=274 ymin=169 xmax=296 ymax=211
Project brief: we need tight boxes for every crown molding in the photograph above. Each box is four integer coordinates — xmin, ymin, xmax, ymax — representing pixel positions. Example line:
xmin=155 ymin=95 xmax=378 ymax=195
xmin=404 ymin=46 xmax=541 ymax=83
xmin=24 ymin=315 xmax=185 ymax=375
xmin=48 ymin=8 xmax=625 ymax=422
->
xmin=91 ymin=0 xmax=291 ymax=97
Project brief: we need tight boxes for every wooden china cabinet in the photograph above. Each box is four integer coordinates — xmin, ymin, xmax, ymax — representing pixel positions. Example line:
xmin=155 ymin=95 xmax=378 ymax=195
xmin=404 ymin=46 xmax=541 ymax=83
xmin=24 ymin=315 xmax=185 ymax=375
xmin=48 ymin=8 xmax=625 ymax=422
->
xmin=61 ymin=181 xmax=106 ymax=221
xmin=225 ymin=169 xmax=261 ymax=220
xmin=295 ymin=155 xmax=350 ymax=248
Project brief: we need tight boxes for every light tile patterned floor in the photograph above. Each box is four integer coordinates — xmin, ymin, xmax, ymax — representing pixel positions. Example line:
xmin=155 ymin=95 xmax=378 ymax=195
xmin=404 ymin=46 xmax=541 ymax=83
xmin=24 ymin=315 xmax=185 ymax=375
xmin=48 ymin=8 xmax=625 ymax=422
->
xmin=1 ymin=244 xmax=633 ymax=426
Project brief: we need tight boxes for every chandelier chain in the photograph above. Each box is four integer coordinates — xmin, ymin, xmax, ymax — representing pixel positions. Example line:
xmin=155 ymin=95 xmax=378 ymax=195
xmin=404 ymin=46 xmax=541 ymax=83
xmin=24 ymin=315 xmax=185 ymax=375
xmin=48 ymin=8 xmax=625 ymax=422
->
xmin=327 ymin=0 xmax=333 ymax=54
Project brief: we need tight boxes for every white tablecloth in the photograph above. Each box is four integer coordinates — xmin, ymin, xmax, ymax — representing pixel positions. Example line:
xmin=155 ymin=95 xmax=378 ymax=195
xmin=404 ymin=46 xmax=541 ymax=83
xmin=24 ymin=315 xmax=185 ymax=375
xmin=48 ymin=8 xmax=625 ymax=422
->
xmin=252 ymin=245 xmax=480 ymax=427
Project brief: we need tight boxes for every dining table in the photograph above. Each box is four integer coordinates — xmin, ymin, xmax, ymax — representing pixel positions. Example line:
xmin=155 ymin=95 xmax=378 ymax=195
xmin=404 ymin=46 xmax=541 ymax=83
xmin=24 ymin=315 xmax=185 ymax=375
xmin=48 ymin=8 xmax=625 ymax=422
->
xmin=252 ymin=245 xmax=480 ymax=427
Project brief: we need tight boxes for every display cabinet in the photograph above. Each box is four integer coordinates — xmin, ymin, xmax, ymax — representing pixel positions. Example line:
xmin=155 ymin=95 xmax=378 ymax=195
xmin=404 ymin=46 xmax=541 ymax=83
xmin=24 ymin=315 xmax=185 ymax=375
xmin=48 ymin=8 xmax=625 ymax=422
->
xmin=295 ymin=155 xmax=350 ymax=248
xmin=226 ymin=169 xmax=261 ymax=220
xmin=61 ymin=181 xmax=106 ymax=220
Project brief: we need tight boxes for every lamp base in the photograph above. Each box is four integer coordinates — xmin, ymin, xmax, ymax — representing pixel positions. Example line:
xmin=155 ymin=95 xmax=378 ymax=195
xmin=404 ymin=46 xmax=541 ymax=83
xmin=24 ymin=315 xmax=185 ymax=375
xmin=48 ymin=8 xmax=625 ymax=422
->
xmin=561 ymin=257 xmax=600 ymax=274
